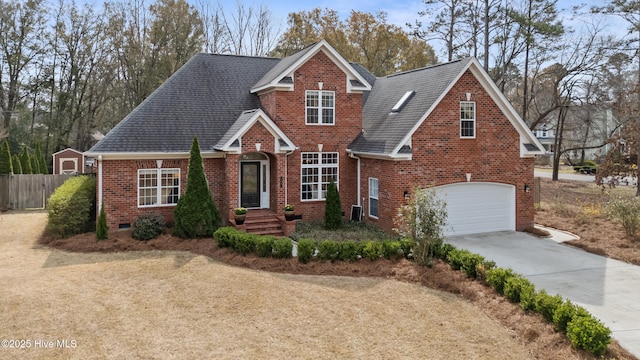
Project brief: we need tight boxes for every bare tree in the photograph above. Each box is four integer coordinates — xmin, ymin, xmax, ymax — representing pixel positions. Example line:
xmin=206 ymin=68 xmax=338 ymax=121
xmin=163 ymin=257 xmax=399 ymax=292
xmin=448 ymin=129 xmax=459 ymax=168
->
xmin=0 ymin=0 xmax=46 ymax=133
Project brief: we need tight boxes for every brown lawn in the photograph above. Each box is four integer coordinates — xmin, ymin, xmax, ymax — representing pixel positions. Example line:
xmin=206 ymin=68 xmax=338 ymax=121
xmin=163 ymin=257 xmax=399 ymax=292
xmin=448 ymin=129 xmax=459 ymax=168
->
xmin=535 ymin=177 xmax=640 ymax=265
xmin=0 ymin=211 xmax=634 ymax=359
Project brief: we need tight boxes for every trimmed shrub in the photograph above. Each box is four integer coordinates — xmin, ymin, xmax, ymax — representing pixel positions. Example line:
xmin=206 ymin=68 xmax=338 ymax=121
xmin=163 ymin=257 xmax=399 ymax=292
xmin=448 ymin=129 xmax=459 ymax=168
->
xmin=338 ymin=240 xmax=360 ymax=262
xmin=173 ymin=137 xmax=222 ymax=238
xmin=382 ymin=240 xmax=402 ymax=259
xmin=553 ymin=300 xmax=590 ymax=333
xmin=132 ymin=213 xmax=166 ymax=241
xmin=273 ymin=238 xmax=293 ymax=259
xmin=503 ymin=275 xmax=535 ymax=305
xmin=447 ymin=248 xmax=486 ymax=278
xmin=518 ymin=281 xmax=537 ymax=311
xmin=297 ymin=239 xmax=316 ymax=263
xmin=534 ymin=290 xmax=563 ymax=322
xmin=567 ymin=315 xmax=611 ymax=356
xmin=324 ymin=180 xmax=342 ymax=230
xmin=46 ymin=176 xmax=96 ymax=239
xmin=96 ymin=203 xmax=109 ymax=241
xmin=256 ymin=236 xmax=275 ymax=257
xmin=234 ymin=233 xmax=258 ymax=255
xmin=399 ymin=238 xmax=413 ymax=259
xmin=213 ymin=227 xmax=237 ymax=248
xmin=362 ymin=241 xmax=383 ymax=261
xmin=486 ymin=267 xmax=516 ymax=295
xmin=317 ymin=240 xmax=339 ymax=261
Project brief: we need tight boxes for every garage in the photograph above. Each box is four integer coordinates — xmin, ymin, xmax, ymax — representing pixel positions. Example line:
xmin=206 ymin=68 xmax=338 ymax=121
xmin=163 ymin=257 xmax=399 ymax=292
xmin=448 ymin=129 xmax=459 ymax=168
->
xmin=434 ymin=182 xmax=515 ymax=236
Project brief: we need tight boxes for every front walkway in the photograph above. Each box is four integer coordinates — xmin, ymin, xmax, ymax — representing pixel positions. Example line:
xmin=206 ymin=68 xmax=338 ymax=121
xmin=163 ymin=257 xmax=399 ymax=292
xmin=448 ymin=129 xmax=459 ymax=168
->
xmin=446 ymin=230 xmax=640 ymax=358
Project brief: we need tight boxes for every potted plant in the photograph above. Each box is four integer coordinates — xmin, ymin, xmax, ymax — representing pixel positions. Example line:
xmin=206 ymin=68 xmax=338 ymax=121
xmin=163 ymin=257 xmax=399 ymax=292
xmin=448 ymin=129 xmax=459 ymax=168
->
xmin=234 ymin=207 xmax=247 ymax=225
xmin=284 ymin=204 xmax=295 ymax=221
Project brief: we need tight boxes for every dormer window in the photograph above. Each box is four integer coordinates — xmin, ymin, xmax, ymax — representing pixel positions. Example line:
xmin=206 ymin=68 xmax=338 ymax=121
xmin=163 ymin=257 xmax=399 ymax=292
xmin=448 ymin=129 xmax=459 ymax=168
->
xmin=306 ymin=90 xmax=335 ymax=125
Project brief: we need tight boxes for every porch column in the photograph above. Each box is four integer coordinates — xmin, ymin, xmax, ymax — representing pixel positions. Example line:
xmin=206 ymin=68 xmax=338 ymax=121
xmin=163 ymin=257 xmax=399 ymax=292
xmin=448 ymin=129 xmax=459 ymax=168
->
xmin=225 ymin=154 xmax=240 ymax=224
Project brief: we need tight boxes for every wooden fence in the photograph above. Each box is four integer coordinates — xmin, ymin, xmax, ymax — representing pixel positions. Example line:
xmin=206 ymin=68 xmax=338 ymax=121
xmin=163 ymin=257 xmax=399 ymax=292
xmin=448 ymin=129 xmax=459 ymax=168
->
xmin=0 ymin=174 xmax=73 ymax=210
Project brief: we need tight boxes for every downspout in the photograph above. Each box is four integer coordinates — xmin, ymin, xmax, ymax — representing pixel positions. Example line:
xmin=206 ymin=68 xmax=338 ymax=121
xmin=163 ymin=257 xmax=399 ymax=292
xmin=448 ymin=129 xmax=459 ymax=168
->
xmin=284 ymin=149 xmax=296 ymax=206
xmin=349 ymin=152 xmax=361 ymax=207
xmin=97 ymin=155 xmax=103 ymax=215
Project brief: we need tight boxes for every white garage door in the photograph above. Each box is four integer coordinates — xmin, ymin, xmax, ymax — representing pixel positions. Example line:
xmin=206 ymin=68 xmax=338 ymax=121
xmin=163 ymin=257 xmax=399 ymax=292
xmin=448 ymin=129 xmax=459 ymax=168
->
xmin=435 ymin=182 xmax=515 ymax=236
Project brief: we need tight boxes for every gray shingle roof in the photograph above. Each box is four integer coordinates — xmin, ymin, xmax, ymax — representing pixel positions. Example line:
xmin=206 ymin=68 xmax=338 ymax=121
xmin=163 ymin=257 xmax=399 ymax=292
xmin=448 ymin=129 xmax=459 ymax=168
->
xmin=251 ymin=45 xmax=316 ymax=91
xmin=88 ymin=53 xmax=280 ymax=153
xmin=350 ymin=58 xmax=473 ymax=155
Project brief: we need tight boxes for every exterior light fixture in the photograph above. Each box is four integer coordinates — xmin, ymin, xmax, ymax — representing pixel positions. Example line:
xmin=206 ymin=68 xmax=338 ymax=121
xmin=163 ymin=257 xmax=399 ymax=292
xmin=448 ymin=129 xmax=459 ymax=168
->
xmin=524 ymin=184 xmax=531 ymax=193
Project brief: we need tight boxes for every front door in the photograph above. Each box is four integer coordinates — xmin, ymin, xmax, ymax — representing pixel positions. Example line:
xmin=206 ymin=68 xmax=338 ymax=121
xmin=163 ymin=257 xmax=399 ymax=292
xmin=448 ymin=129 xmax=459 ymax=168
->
xmin=241 ymin=162 xmax=261 ymax=208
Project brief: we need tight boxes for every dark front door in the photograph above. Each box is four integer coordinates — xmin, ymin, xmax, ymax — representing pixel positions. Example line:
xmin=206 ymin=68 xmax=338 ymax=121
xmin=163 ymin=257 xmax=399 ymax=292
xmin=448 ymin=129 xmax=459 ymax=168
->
xmin=241 ymin=162 xmax=260 ymax=208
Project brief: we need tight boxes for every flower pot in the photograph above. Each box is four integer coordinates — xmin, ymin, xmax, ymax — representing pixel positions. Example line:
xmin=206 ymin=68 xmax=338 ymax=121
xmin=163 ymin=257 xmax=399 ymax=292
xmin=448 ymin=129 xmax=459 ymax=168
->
xmin=284 ymin=210 xmax=295 ymax=221
xmin=235 ymin=214 xmax=246 ymax=225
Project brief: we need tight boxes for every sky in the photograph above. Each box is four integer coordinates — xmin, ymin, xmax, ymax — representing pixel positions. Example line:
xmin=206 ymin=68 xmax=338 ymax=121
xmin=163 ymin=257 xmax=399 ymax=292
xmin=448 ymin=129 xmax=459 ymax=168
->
xmin=214 ymin=0 xmax=630 ymax=58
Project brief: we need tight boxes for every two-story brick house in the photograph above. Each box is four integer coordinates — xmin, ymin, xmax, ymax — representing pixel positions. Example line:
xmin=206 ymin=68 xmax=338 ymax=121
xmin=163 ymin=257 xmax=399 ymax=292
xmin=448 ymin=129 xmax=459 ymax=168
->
xmin=86 ymin=40 xmax=544 ymax=236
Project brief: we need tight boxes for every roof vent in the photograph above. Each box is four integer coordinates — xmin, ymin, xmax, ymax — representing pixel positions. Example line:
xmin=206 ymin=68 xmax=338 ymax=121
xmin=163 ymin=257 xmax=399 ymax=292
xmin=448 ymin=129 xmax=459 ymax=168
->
xmin=391 ymin=91 xmax=415 ymax=113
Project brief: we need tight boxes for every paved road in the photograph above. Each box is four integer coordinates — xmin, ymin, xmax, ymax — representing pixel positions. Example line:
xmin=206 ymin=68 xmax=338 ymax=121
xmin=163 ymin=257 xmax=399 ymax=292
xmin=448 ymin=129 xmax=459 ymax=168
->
xmin=535 ymin=169 xmax=637 ymax=186
xmin=534 ymin=170 xmax=595 ymax=182
xmin=446 ymin=231 xmax=640 ymax=358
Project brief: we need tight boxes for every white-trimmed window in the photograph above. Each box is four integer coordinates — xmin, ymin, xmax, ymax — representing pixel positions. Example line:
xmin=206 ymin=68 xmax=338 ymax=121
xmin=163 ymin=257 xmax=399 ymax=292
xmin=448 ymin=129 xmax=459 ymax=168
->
xmin=301 ymin=152 xmax=338 ymax=200
xmin=306 ymin=90 xmax=335 ymax=125
xmin=369 ymin=177 xmax=379 ymax=218
xmin=460 ymin=101 xmax=476 ymax=138
xmin=138 ymin=168 xmax=180 ymax=207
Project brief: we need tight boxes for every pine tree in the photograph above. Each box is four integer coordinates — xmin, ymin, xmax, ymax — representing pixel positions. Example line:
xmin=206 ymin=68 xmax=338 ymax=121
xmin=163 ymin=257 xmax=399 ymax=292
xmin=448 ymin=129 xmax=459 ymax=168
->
xmin=11 ymin=154 xmax=22 ymax=174
xmin=96 ymin=202 xmax=109 ymax=241
xmin=173 ymin=137 xmax=221 ymax=238
xmin=34 ymin=142 xmax=48 ymax=174
xmin=20 ymin=148 xmax=33 ymax=174
xmin=0 ymin=140 xmax=13 ymax=174
xmin=324 ymin=180 xmax=342 ymax=230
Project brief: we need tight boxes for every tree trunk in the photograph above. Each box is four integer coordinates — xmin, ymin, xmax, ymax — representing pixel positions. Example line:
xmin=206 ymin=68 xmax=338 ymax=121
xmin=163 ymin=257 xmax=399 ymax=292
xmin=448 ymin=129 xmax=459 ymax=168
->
xmin=552 ymin=105 xmax=567 ymax=181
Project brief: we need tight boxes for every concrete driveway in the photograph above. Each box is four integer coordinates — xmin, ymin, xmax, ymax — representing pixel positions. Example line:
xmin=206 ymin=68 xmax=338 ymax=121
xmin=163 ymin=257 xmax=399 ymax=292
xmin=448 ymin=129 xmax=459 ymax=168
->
xmin=446 ymin=231 xmax=640 ymax=358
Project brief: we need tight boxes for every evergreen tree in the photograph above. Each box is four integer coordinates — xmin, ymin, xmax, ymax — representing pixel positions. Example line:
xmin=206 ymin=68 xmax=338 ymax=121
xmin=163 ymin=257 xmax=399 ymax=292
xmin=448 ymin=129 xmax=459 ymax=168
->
xmin=29 ymin=151 xmax=38 ymax=175
xmin=11 ymin=154 xmax=22 ymax=174
xmin=34 ymin=143 xmax=48 ymax=174
xmin=20 ymin=148 xmax=33 ymax=174
xmin=324 ymin=180 xmax=342 ymax=230
xmin=173 ymin=137 xmax=221 ymax=238
xmin=96 ymin=202 xmax=109 ymax=240
xmin=0 ymin=140 xmax=13 ymax=174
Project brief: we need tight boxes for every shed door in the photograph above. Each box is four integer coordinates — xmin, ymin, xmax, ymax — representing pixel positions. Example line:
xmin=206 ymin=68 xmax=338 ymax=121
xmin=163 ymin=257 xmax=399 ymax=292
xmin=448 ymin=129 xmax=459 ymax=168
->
xmin=435 ymin=182 xmax=515 ymax=236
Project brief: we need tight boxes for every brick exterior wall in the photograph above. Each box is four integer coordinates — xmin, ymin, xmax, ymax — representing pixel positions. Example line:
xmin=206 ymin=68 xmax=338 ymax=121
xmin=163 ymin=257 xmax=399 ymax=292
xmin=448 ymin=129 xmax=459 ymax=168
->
xmin=99 ymin=53 xmax=534 ymax=235
xmin=99 ymin=157 xmax=227 ymax=230
xmin=258 ymin=50 xmax=361 ymax=222
xmin=359 ymin=70 xmax=535 ymax=233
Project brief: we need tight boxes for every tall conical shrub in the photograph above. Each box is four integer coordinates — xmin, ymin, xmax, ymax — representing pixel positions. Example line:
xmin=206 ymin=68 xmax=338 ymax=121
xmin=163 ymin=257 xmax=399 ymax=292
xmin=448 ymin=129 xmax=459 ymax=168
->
xmin=34 ymin=142 xmax=48 ymax=174
xmin=96 ymin=202 xmax=108 ymax=241
xmin=324 ymin=180 xmax=342 ymax=230
xmin=20 ymin=148 xmax=32 ymax=174
xmin=11 ymin=154 xmax=22 ymax=174
xmin=0 ymin=140 xmax=13 ymax=174
xmin=173 ymin=137 xmax=221 ymax=238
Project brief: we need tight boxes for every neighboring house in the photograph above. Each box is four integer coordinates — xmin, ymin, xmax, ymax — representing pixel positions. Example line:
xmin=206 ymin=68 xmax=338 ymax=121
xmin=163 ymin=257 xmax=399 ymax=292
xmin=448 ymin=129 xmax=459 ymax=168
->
xmin=52 ymin=148 xmax=84 ymax=175
xmin=533 ymin=126 xmax=555 ymax=155
xmin=85 ymin=40 xmax=544 ymax=236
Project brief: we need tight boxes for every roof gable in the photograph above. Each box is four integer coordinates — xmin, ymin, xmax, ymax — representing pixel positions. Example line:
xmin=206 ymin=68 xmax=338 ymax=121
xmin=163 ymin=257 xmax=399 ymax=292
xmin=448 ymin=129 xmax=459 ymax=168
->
xmin=250 ymin=40 xmax=372 ymax=94
xmin=349 ymin=57 xmax=544 ymax=159
xmin=214 ymin=109 xmax=295 ymax=153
